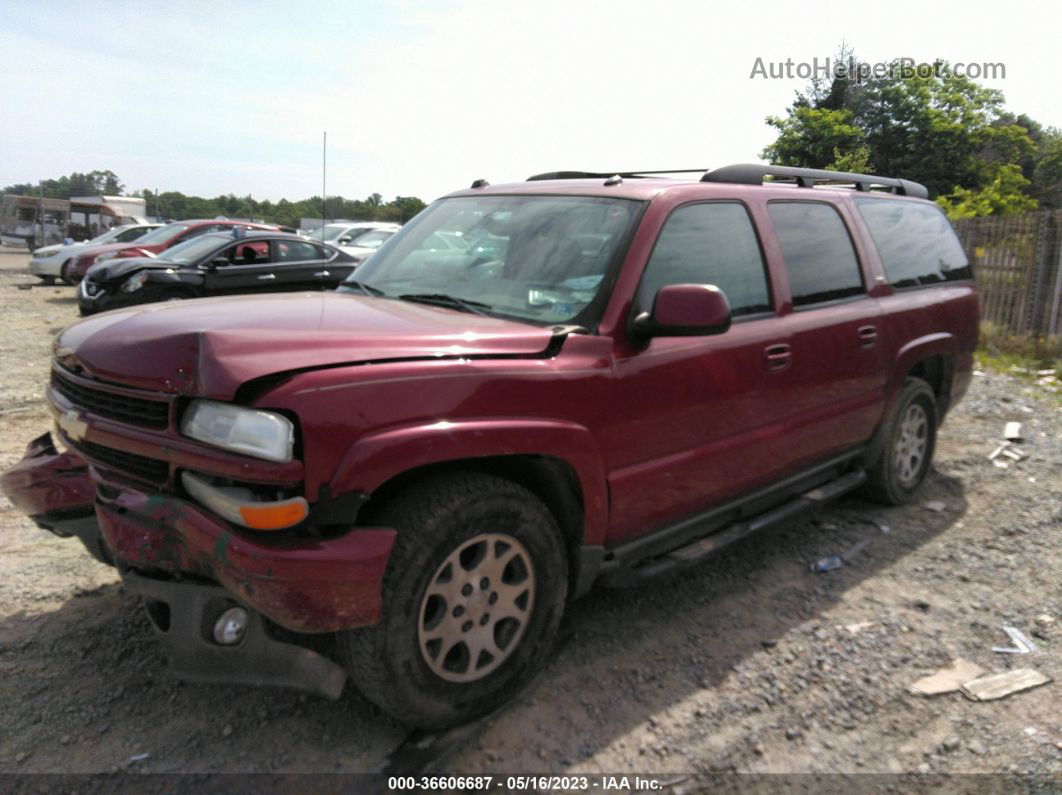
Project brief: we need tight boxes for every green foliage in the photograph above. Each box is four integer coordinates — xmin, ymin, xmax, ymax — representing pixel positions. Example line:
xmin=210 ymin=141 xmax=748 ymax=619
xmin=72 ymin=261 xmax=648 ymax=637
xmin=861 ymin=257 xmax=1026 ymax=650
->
xmin=5 ymin=171 xmax=427 ymax=227
xmin=828 ymin=145 xmax=873 ymax=173
xmin=760 ymin=50 xmax=1054 ymax=215
xmin=936 ymin=164 xmax=1038 ymax=220
xmin=763 ymin=107 xmax=864 ymax=169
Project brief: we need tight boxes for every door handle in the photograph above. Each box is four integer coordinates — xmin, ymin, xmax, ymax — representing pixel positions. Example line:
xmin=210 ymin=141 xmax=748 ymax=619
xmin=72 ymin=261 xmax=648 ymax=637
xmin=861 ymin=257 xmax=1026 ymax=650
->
xmin=314 ymin=270 xmax=330 ymax=277
xmin=858 ymin=325 xmax=878 ymax=347
xmin=764 ymin=343 xmax=792 ymax=371
xmin=257 ymin=273 xmax=276 ymax=280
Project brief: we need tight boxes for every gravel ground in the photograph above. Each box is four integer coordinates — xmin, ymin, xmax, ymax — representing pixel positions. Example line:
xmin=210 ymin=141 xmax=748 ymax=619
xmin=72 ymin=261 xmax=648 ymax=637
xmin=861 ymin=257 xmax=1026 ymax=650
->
xmin=0 ymin=247 xmax=1058 ymax=789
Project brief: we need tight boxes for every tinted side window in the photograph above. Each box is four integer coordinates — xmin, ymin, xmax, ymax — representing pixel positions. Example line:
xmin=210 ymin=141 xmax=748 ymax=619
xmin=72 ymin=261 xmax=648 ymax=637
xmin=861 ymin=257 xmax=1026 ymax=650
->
xmin=855 ymin=199 xmax=971 ymax=288
xmin=275 ymin=240 xmax=321 ymax=262
xmin=116 ymin=227 xmax=146 ymax=242
xmin=638 ymin=202 xmax=771 ymax=317
xmin=768 ymin=202 xmax=864 ymax=307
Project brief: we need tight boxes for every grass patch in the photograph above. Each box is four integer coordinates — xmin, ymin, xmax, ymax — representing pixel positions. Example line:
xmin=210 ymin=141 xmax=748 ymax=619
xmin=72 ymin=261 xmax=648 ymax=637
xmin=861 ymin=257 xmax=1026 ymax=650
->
xmin=976 ymin=322 xmax=1061 ymax=375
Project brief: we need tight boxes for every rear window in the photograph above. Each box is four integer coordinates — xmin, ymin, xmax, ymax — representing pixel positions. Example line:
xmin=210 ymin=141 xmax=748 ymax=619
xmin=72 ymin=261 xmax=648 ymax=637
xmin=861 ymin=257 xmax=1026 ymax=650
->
xmin=768 ymin=202 xmax=864 ymax=307
xmin=855 ymin=199 xmax=972 ymax=288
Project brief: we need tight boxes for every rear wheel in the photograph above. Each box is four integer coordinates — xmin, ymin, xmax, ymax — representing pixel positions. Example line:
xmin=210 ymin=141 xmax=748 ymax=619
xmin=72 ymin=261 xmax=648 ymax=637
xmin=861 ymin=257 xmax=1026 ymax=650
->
xmin=60 ymin=260 xmax=80 ymax=285
xmin=341 ymin=472 xmax=568 ymax=728
xmin=864 ymin=377 xmax=937 ymax=504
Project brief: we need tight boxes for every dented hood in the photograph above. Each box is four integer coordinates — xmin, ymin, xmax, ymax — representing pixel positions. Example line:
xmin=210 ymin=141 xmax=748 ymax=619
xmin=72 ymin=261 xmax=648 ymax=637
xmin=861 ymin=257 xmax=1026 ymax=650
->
xmin=56 ymin=292 xmax=557 ymax=399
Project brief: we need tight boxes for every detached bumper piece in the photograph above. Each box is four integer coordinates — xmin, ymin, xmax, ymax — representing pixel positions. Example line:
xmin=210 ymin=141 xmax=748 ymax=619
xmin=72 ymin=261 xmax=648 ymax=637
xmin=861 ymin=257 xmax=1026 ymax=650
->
xmin=0 ymin=432 xmax=107 ymax=562
xmin=124 ymin=572 xmax=347 ymax=699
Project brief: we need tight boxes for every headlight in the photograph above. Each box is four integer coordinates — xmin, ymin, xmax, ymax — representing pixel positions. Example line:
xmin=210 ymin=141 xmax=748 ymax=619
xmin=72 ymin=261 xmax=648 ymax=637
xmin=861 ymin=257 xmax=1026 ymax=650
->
xmin=120 ymin=272 xmax=148 ymax=293
xmin=181 ymin=400 xmax=294 ymax=462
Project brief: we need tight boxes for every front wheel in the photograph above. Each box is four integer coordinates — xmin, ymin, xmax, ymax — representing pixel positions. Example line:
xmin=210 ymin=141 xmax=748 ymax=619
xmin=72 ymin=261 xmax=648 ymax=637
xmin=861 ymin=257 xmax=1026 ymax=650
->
xmin=341 ymin=472 xmax=568 ymax=728
xmin=864 ymin=377 xmax=938 ymax=504
xmin=60 ymin=260 xmax=80 ymax=285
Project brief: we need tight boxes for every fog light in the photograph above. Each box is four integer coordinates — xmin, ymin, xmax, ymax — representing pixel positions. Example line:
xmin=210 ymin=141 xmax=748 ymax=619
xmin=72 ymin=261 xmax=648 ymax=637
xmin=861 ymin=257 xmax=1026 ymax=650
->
xmin=213 ymin=606 xmax=249 ymax=645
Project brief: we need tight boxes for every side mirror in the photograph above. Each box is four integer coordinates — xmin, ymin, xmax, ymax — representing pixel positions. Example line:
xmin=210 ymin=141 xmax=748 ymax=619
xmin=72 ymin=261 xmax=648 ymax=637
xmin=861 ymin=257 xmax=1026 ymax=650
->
xmin=337 ymin=236 xmax=353 ymax=244
xmin=208 ymin=256 xmax=228 ymax=269
xmin=632 ymin=284 xmax=732 ymax=339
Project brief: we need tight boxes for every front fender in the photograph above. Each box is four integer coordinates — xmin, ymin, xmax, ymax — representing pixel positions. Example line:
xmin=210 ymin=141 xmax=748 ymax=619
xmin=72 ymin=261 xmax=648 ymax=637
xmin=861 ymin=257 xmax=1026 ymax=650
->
xmin=328 ymin=418 xmax=609 ymax=545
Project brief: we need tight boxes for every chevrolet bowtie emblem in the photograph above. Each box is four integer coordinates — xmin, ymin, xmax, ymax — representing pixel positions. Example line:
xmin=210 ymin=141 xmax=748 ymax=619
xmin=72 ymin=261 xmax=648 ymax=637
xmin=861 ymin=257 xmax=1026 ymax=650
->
xmin=57 ymin=409 xmax=88 ymax=442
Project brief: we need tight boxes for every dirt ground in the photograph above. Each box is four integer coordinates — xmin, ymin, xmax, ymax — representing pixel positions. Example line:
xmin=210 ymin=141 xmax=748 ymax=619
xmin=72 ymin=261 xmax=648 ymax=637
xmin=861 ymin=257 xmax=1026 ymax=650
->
xmin=0 ymin=247 xmax=1059 ymax=789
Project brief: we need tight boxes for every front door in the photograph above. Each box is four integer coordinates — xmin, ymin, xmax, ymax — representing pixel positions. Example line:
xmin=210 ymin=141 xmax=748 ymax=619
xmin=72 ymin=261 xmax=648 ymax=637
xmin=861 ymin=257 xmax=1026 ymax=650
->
xmin=604 ymin=201 xmax=794 ymax=543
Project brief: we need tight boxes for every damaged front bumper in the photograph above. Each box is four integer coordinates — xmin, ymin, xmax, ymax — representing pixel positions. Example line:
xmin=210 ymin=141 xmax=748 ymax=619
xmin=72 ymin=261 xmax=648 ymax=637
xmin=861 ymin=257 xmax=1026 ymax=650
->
xmin=94 ymin=478 xmax=396 ymax=633
xmin=0 ymin=433 xmax=107 ymax=562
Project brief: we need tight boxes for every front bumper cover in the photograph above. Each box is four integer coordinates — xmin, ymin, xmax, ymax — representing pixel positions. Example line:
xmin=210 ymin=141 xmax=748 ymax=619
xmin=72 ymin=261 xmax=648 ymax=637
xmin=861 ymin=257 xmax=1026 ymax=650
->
xmin=0 ymin=433 xmax=108 ymax=561
xmin=95 ymin=478 xmax=396 ymax=633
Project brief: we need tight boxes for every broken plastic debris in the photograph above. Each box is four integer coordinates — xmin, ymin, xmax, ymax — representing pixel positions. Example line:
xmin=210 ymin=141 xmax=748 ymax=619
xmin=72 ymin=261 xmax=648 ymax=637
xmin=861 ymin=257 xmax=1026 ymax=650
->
xmin=992 ymin=625 xmax=1038 ymax=654
xmin=923 ymin=501 xmax=946 ymax=513
xmin=909 ymin=659 xmax=985 ymax=696
xmin=843 ymin=621 xmax=875 ymax=635
xmin=127 ymin=752 xmax=150 ymax=763
xmin=1004 ymin=422 xmax=1023 ymax=442
xmin=810 ymin=555 xmax=843 ymax=573
xmin=960 ymin=669 xmax=1051 ymax=701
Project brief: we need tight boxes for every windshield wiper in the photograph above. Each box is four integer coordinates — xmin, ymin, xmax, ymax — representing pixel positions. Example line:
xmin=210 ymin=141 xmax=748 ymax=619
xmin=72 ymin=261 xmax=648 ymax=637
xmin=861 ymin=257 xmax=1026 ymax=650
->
xmin=341 ymin=280 xmax=386 ymax=297
xmin=399 ymin=293 xmax=492 ymax=316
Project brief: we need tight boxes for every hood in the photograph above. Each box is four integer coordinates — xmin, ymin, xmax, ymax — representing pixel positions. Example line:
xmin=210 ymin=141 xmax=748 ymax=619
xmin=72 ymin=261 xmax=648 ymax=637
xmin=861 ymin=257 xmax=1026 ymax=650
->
xmin=88 ymin=256 xmax=174 ymax=283
xmin=33 ymin=243 xmax=64 ymax=257
xmin=55 ymin=292 xmax=558 ymax=400
xmin=76 ymin=241 xmax=163 ymax=262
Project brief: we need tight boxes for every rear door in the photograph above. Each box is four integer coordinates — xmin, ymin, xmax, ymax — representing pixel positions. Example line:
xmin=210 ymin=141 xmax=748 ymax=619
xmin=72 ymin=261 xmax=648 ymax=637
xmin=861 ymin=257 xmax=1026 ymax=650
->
xmin=270 ymin=239 xmax=339 ymax=290
xmin=763 ymin=200 xmax=887 ymax=466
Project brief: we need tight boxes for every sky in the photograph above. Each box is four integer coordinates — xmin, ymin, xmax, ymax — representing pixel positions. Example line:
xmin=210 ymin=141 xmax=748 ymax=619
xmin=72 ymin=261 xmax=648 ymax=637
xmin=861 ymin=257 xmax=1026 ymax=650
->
xmin=1 ymin=0 xmax=1059 ymax=205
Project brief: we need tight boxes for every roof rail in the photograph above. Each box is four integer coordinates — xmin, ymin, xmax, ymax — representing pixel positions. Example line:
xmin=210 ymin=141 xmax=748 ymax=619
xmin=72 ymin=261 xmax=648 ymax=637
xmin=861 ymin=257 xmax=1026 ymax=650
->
xmin=701 ymin=164 xmax=928 ymax=199
xmin=527 ymin=169 xmax=710 ymax=182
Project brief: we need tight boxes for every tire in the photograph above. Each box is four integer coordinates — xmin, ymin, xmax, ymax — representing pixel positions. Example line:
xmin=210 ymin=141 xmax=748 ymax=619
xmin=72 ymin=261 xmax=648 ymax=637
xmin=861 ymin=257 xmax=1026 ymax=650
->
xmin=864 ymin=377 xmax=937 ymax=504
xmin=60 ymin=260 xmax=80 ymax=285
xmin=341 ymin=472 xmax=568 ymax=728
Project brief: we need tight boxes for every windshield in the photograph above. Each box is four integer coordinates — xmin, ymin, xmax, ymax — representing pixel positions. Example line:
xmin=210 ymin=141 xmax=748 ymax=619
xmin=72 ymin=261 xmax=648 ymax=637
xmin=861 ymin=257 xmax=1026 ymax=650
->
xmin=158 ymin=234 xmax=227 ymax=265
xmin=88 ymin=227 xmax=126 ymax=245
xmin=134 ymin=223 xmax=189 ymax=245
xmin=320 ymin=225 xmax=366 ymax=242
xmin=344 ymin=195 xmax=642 ymax=325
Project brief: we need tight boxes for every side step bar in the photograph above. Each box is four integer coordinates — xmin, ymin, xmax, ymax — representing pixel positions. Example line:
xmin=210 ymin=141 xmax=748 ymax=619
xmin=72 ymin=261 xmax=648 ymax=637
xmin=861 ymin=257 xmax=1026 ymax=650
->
xmin=601 ymin=469 xmax=866 ymax=587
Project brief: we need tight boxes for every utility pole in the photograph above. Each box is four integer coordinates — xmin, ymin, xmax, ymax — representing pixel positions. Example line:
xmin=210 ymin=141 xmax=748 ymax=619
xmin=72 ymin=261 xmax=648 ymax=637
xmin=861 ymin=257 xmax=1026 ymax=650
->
xmin=322 ymin=131 xmax=327 ymax=240
xmin=37 ymin=180 xmax=44 ymax=248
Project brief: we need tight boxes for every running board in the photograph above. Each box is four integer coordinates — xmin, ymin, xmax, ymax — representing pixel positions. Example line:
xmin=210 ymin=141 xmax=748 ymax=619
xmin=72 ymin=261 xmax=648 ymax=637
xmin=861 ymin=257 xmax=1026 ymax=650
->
xmin=602 ymin=469 xmax=866 ymax=586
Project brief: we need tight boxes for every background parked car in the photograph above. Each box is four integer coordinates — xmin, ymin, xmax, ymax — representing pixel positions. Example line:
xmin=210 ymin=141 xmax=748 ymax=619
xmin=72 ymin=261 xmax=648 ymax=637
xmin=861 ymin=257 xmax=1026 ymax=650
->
xmin=78 ymin=232 xmax=357 ymax=315
xmin=332 ymin=225 xmax=400 ymax=262
xmin=29 ymin=223 xmax=162 ymax=284
xmin=314 ymin=221 xmax=401 ymax=246
xmin=62 ymin=219 xmax=279 ymax=284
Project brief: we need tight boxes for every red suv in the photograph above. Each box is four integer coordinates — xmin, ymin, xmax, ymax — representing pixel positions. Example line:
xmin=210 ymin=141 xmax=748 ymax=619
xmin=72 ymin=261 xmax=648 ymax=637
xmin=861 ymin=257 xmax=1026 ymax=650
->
xmin=60 ymin=219 xmax=280 ymax=284
xmin=2 ymin=165 xmax=978 ymax=728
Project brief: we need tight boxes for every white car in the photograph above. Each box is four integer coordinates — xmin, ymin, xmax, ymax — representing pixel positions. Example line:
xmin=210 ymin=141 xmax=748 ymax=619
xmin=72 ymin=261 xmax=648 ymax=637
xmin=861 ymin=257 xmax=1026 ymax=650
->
xmin=313 ymin=222 xmax=400 ymax=262
xmin=30 ymin=223 xmax=162 ymax=284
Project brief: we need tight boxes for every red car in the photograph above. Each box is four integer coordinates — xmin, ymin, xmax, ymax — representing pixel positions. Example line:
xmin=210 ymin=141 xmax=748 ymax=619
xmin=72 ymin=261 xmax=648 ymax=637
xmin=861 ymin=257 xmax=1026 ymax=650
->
xmin=3 ymin=164 xmax=978 ymax=728
xmin=60 ymin=219 xmax=280 ymax=284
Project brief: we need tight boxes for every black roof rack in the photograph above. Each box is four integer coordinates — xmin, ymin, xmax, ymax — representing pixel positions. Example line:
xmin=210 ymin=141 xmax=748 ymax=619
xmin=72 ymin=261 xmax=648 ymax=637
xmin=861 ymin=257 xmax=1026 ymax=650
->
xmin=701 ymin=164 xmax=928 ymax=199
xmin=527 ymin=169 xmax=710 ymax=182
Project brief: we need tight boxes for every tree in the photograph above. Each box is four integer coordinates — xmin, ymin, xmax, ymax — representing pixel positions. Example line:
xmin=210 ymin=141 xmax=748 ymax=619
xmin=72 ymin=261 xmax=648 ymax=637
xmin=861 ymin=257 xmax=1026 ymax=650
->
xmin=760 ymin=51 xmax=1043 ymax=216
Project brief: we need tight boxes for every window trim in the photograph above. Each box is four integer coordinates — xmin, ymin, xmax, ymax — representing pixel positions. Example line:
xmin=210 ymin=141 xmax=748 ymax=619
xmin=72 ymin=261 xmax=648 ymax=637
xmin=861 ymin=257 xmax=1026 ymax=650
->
xmin=631 ymin=199 xmax=776 ymax=322
xmin=766 ymin=198 xmax=867 ymax=309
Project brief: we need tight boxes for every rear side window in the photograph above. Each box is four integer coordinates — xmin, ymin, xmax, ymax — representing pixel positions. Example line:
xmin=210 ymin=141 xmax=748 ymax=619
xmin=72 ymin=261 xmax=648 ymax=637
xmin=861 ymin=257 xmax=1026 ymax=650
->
xmin=638 ymin=202 xmax=771 ymax=317
xmin=768 ymin=202 xmax=864 ymax=307
xmin=275 ymin=240 xmax=321 ymax=262
xmin=855 ymin=199 xmax=971 ymax=288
